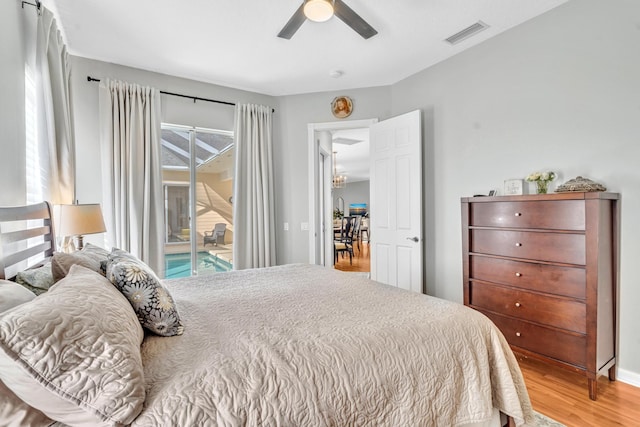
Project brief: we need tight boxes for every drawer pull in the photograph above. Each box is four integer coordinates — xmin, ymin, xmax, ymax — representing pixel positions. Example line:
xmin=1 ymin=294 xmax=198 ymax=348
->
xmin=515 ymin=242 xmax=522 ymax=247
xmin=515 ymin=272 xmax=522 ymax=277
xmin=515 ymin=302 xmax=521 ymax=308
xmin=514 ymin=212 xmax=522 ymax=217
xmin=515 ymin=332 xmax=521 ymax=337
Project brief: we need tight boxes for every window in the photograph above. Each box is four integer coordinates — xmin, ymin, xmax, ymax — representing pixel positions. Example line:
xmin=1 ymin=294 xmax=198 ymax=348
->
xmin=25 ymin=65 xmax=43 ymax=205
xmin=161 ymin=124 xmax=234 ymax=277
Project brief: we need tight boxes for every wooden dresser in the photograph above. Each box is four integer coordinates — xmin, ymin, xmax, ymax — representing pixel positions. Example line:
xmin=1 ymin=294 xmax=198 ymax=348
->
xmin=461 ymin=193 xmax=619 ymax=400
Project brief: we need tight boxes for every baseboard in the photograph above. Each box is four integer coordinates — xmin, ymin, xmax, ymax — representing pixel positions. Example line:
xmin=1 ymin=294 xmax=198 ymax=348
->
xmin=618 ymin=368 xmax=640 ymax=388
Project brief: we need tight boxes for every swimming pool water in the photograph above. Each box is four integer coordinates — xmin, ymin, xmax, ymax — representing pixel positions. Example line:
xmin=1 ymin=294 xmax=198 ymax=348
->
xmin=165 ymin=252 xmax=232 ymax=279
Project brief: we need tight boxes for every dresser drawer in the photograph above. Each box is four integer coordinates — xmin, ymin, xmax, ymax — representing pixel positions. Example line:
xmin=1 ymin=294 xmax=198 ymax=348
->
xmin=470 ymin=282 xmax=586 ymax=333
xmin=470 ymin=229 xmax=585 ymax=265
xmin=469 ymin=256 xmax=586 ymax=299
xmin=480 ymin=309 xmax=586 ymax=368
xmin=469 ymin=200 xmax=585 ymax=230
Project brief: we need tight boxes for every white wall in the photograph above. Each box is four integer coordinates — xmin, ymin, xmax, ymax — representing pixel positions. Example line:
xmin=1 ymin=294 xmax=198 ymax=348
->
xmin=0 ymin=2 xmax=36 ymax=206
xmin=390 ymin=0 xmax=640 ymax=381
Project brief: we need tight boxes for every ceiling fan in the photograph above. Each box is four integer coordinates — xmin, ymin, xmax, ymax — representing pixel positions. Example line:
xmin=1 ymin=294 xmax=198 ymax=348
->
xmin=278 ymin=0 xmax=378 ymax=40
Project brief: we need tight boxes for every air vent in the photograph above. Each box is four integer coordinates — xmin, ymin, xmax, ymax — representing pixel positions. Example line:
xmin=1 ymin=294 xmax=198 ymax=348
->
xmin=445 ymin=21 xmax=489 ymax=45
xmin=332 ymin=137 xmax=362 ymax=146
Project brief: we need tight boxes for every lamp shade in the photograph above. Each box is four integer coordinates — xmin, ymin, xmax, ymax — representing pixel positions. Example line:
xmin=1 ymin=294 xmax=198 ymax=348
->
xmin=304 ymin=0 xmax=334 ymax=22
xmin=56 ymin=204 xmax=106 ymax=237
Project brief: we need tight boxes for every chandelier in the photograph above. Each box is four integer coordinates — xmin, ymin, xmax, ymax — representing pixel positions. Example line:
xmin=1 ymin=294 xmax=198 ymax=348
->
xmin=332 ymin=151 xmax=347 ymax=189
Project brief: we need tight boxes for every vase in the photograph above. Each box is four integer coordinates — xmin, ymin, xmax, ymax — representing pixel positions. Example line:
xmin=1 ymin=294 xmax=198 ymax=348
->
xmin=536 ymin=181 xmax=549 ymax=194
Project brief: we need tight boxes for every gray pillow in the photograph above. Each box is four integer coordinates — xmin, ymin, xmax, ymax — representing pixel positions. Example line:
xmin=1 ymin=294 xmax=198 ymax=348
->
xmin=15 ymin=263 xmax=54 ymax=295
xmin=0 ymin=265 xmax=145 ymax=426
xmin=0 ymin=279 xmax=37 ymax=313
xmin=51 ymin=243 xmax=110 ymax=282
xmin=82 ymin=242 xmax=110 ymax=257
xmin=107 ymin=248 xmax=184 ymax=337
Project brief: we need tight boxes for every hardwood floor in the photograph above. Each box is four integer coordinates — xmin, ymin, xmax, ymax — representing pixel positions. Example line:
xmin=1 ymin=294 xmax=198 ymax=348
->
xmin=334 ymin=239 xmax=370 ymax=273
xmin=517 ymin=355 xmax=640 ymax=426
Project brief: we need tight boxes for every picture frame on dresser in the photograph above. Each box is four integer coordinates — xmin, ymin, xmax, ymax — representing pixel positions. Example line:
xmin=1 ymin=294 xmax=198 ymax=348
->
xmin=460 ymin=192 xmax=620 ymax=400
xmin=503 ymin=179 xmax=524 ymax=195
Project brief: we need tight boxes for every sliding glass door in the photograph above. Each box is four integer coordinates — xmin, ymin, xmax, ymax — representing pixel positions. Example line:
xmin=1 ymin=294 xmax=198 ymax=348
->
xmin=161 ymin=124 xmax=234 ymax=278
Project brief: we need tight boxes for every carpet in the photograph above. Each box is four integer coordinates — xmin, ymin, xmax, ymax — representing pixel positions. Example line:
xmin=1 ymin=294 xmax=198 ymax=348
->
xmin=534 ymin=410 xmax=566 ymax=427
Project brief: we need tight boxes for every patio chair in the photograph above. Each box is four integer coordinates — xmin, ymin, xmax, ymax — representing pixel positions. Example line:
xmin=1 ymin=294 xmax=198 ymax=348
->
xmin=204 ymin=223 xmax=226 ymax=247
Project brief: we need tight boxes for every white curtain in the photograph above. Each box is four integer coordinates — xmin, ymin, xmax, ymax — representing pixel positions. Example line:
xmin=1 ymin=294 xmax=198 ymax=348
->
xmin=35 ymin=7 xmax=75 ymax=205
xmin=99 ymin=79 xmax=164 ymax=276
xmin=233 ymin=104 xmax=276 ymax=269
xmin=33 ymin=7 xmax=76 ymax=252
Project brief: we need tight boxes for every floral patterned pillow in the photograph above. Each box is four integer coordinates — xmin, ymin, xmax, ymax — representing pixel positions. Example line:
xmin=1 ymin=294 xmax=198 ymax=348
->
xmin=107 ymin=249 xmax=184 ymax=337
xmin=104 ymin=248 xmax=143 ymax=278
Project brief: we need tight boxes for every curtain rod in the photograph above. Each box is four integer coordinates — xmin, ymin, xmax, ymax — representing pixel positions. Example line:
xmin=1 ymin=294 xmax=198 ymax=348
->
xmin=87 ymin=76 xmax=235 ymax=107
xmin=87 ymin=76 xmax=275 ymax=112
xmin=21 ymin=0 xmax=41 ymax=10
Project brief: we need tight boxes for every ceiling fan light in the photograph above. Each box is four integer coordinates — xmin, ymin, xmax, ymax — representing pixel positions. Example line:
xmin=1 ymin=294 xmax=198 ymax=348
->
xmin=304 ymin=0 xmax=334 ymax=23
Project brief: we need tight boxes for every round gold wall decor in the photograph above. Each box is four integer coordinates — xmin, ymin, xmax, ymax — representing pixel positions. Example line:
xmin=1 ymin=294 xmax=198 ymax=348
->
xmin=331 ymin=96 xmax=353 ymax=118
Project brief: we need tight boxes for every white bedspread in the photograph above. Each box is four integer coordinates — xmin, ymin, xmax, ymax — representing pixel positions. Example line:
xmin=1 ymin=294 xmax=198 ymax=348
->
xmin=133 ymin=264 xmax=534 ymax=426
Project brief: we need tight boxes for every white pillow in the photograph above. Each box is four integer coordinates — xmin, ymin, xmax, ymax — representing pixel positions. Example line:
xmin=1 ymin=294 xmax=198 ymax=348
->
xmin=0 ymin=265 xmax=146 ymax=426
xmin=0 ymin=279 xmax=36 ymax=313
xmin=0 ymin=378 xmax=53 ymax=427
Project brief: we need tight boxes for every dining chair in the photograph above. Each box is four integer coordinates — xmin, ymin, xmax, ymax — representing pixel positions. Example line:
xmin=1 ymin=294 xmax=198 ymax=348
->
xmin=334 ymin=218 xmax=354 ymax=265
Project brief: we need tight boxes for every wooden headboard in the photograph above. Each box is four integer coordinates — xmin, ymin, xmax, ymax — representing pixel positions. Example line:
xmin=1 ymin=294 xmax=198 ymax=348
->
xmin=0 ymin=201 xmax=56 ymax=280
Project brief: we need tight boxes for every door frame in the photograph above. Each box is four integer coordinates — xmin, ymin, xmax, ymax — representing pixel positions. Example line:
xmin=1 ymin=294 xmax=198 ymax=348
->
xmin=307 ymin=118 xmax=378 ymax=265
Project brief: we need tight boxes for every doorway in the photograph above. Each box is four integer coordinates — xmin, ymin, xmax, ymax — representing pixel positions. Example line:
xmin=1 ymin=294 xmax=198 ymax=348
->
xmin=332 ymin=129 xmax=371 ymax=272
xmin=307 ymin=118 xmax=377 ymax=269
xmin=308 ymin=111 xmax=423 ymax=292
xmin=160 ymin=124 xmax=235 ymax=278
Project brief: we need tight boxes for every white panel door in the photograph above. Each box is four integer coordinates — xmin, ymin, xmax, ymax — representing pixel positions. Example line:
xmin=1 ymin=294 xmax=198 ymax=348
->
xmin=369 ymin=110 xmax=422 ymax=292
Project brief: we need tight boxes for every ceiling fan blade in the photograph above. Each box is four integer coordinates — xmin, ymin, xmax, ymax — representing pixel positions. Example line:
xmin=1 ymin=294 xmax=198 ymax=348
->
xmin=334 ymin=0 xmax=378 ymax=39
xmin=277 ymin=4 xmax=307 ymax=39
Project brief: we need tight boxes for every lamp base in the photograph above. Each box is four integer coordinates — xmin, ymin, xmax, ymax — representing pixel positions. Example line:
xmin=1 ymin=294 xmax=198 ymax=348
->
xmin=75 ymin=235 xmax=85 ymax=251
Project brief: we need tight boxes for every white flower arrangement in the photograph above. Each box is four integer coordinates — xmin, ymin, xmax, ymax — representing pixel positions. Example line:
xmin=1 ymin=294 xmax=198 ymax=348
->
xmin=525 ymin=171 xmax=556 ymax=183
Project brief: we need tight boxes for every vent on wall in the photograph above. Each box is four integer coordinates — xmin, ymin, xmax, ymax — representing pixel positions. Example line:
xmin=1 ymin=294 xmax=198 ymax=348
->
xmin=445 ymin=21 xmax=489 ymax=45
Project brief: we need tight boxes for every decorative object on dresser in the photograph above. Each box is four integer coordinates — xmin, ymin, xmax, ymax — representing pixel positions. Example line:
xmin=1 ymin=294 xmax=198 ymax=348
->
xmin=556 ymin=176 xmax=607 ymax=193
xmin=525 ymin=171 xmax=556 ymax=194
xmin=461 ymin=192 xmax=620 ymax=400
xmin=503 ymin=179 xmax=524 ymax=195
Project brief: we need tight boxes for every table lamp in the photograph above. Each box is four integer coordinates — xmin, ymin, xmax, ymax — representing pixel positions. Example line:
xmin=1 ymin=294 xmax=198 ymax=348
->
xmin=56 ymin=204 xmax=106 ymax=250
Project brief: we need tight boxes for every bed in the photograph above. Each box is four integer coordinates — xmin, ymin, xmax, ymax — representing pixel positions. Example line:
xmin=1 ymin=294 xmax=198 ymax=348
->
xmin=0 ymin=202 xmax=535 ymax=427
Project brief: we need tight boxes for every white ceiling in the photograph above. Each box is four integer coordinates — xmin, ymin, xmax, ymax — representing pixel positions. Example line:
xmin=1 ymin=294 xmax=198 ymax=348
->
xmin=332 ymin=128 xmax=369 ymax=183
xmin=44 ymin=0 xmax=567 ymax=96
